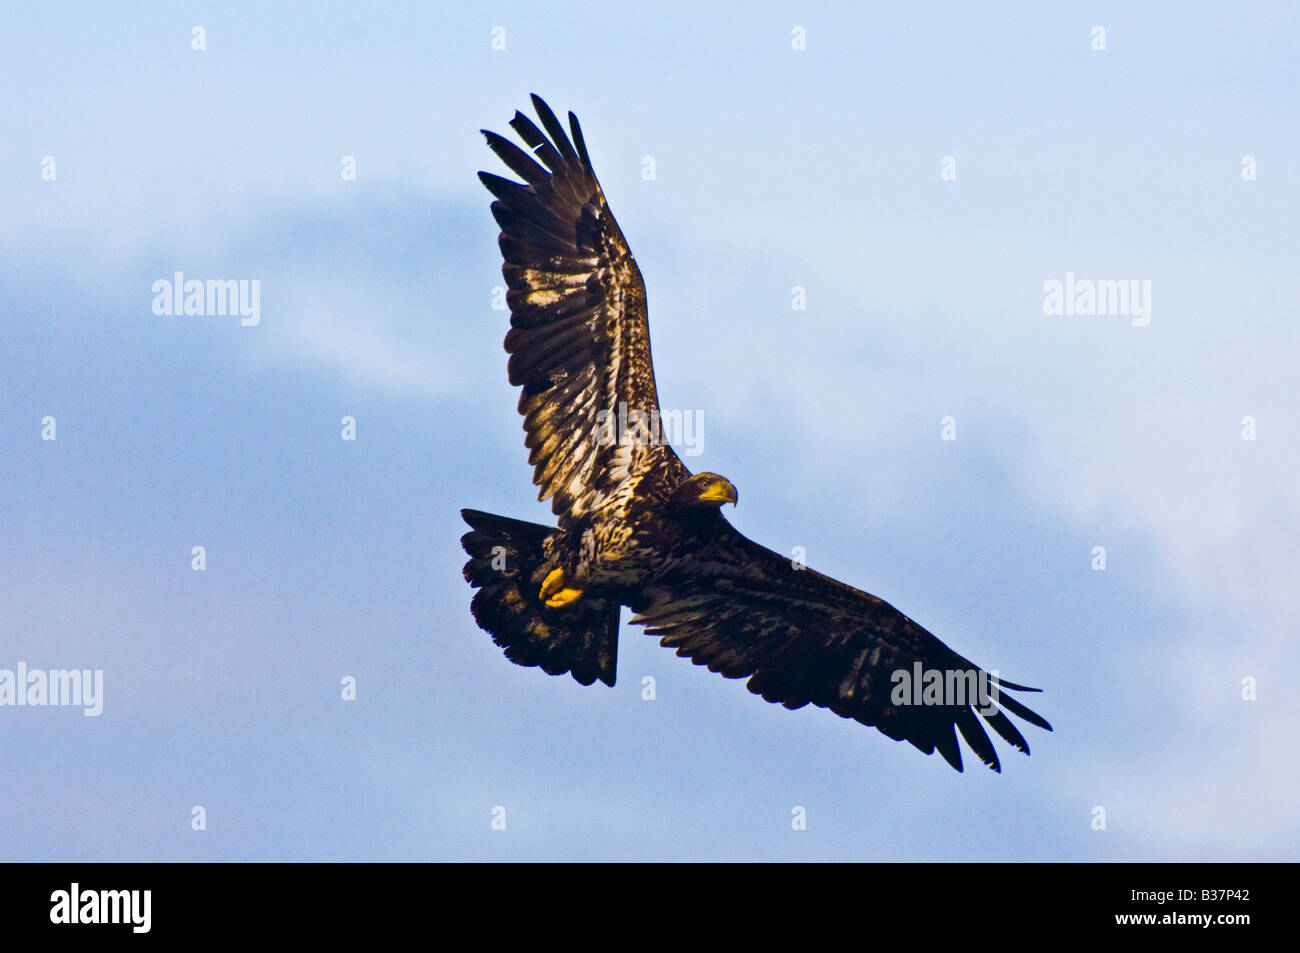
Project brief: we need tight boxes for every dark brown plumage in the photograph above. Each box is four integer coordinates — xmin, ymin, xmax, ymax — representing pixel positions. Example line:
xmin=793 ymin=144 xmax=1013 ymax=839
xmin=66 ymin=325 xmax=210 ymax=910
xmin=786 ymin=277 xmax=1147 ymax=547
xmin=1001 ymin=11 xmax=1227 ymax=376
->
xmin=461 ymin=95 xmax=1051 ymax=771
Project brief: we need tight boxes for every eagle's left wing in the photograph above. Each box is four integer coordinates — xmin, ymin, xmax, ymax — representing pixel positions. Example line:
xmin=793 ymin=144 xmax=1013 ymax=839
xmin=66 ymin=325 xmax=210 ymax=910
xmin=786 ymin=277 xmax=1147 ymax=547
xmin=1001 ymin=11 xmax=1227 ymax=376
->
xmin=479 ymin=96 xmax=683 ymax=528
xmin=629 ymin=523 xmax=1052 ymax=772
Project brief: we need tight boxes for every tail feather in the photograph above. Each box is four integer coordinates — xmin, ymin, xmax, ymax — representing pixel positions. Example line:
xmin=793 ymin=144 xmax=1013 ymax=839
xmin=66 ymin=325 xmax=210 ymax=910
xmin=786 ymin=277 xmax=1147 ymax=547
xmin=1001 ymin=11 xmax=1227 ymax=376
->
xmin=460 ymin=508 xmax=619 ymax=686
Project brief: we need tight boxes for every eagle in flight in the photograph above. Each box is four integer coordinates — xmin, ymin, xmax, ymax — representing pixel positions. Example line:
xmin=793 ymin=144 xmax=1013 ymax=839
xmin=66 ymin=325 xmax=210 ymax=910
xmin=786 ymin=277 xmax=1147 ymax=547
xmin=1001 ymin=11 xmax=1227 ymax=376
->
xmin=461 ymin=95 xmax=1051 ymax=772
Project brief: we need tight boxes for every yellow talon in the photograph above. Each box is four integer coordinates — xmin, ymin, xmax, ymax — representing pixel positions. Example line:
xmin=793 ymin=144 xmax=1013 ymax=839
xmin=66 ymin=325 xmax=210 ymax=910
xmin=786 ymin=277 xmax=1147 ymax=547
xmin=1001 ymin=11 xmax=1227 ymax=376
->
xmin=545 ymin=587 xmax=584 ymax=608
xmin=539 ymin=567 xmax=566 ymax=601
xmin=540 ymin=567 xmax=584 ymax=608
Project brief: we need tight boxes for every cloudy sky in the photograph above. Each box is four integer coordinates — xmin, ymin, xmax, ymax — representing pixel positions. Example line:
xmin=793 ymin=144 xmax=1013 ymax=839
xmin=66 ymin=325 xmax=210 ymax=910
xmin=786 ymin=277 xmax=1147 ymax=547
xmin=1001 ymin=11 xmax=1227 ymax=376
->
xmin=2 ymin=1 xmax=1296 ymax=861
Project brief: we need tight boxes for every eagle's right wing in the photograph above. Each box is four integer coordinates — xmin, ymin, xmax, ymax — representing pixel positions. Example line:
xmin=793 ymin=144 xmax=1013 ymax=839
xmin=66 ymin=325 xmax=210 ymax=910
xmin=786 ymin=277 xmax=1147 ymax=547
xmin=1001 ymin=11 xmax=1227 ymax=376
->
xmin=629 ymin=521 xmax=1052 ymax=772
xmin=480 ymin=95 xmax=682 ymax=527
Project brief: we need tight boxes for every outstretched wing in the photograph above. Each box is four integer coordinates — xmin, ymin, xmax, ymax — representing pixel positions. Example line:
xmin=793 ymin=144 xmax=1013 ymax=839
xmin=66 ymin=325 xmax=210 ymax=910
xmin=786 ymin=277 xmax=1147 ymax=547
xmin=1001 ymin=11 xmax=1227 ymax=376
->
xmin=629 ymin=523 xmax=1052 ymax=772
xmin=480 ymin=95 xmax=680 ymax=527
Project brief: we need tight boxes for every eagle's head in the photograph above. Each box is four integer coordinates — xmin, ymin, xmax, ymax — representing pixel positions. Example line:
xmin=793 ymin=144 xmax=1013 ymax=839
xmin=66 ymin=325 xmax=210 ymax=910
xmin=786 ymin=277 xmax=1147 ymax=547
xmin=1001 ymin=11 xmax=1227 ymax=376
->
xmin=672 ymin=472 xmax=739 ymax=512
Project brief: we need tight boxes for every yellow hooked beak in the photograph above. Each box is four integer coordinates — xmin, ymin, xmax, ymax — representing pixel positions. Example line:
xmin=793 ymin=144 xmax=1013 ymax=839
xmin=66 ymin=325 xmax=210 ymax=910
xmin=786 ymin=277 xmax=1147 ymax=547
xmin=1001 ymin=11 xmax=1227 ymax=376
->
xmin=698 ymin=479 xmax=738 ymax=505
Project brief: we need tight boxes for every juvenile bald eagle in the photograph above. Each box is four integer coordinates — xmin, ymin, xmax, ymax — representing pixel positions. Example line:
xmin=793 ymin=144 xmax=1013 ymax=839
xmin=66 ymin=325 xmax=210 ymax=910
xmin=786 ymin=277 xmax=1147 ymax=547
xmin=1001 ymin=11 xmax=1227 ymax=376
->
xmin=461 ymin=95 xmax=1051 ymax=772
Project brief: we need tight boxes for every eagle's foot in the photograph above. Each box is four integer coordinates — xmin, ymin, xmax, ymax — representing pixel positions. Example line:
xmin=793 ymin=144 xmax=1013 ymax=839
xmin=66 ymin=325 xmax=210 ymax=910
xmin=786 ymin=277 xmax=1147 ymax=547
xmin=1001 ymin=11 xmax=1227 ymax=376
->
xmin=540 ymin=567 xmax=584 ymax=608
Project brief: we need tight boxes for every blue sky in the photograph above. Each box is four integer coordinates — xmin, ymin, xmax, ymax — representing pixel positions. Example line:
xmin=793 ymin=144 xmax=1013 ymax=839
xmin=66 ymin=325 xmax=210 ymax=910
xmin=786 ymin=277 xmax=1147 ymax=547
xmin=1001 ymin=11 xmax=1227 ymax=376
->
xmin=2 ymin=1 xmax=1297 ymax=860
